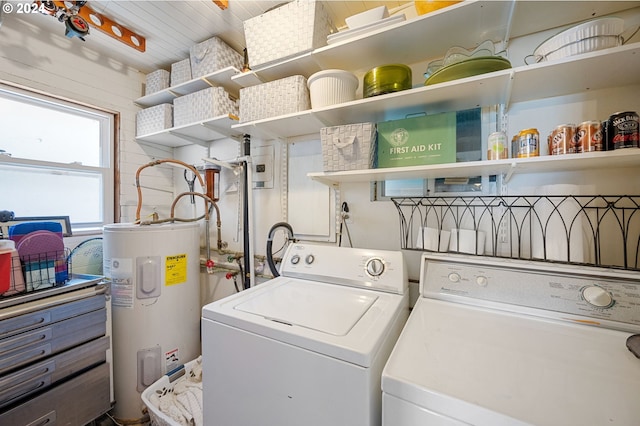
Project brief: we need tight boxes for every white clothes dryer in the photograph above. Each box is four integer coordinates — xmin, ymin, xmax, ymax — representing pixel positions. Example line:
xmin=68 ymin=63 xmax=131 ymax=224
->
xmin=202 ymin=243 xmax=409 ymax=426
xmin=382 ymin=253 xmax=640 ymax=426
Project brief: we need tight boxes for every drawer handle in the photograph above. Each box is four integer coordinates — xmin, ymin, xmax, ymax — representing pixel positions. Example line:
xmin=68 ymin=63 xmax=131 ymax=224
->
xmin=0 ymin=361 xmax=54 ymax=390
xmin=0 ymin=313 xmax=50 ymax=336
xmin=26 ymin=411 xmax=56 ymax=426
xmin=0 ymin=329 xmax=52 ymax=356
xmin=0 ymin=344 xmax=52 ymax=373
xmin=1 ymin=379 xmax=50 ymax=407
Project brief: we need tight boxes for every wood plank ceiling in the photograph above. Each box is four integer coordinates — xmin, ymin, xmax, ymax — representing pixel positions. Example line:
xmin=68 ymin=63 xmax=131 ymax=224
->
xmin=5 ymin=0 xmax=414 ymax=74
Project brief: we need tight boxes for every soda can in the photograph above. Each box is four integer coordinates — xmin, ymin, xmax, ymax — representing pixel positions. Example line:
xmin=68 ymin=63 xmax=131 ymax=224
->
xmin=549 ymin=124 xmax=575 ymax=155
xmin=606 ymin=111 xmax=639 ymax=150
xmin=511 ymin=134 xmax=519 ymax=158
xmin=576 ymin=120 xmax=604 ymax=152
xmin=517 ymin=128 xmax=539 ymax=158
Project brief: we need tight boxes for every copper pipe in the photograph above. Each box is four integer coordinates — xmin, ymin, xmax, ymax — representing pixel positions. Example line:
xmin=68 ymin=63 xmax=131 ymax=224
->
xmin=135 ymin=159 xmax=205 ymax=223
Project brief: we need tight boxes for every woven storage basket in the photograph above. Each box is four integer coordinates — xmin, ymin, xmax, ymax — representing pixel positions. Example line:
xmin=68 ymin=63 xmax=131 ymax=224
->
xmin=189 ymin=37 xmax=243 ymax=78
xmin=170 ymin=59 xmax=192 ymax=86
xmin=145 ymin=69 xmax=170 ymax=95
xmin=173 ymin=87 xmax=238 ymax=127
xmin=321 ymin=122 xmax=377 ymax=171
xmin=243 ymin=0 xmax=334 ymax=68
xmin=136 ymin=104 xmax=173 ymax=136
xmin=141 ymin=357 xmax=202 ymax=426
xmin=239 ymin=75 xmax=310 ymax=123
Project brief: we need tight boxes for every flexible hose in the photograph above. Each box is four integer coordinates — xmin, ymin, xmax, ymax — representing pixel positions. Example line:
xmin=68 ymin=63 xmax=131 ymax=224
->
xmin=266 ymin=222 xmax=294 ymax=277
xmin=170 ymin=192 xmax=222 ymax=251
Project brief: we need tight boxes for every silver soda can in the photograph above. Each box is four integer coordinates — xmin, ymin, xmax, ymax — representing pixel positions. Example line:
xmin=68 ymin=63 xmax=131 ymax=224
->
xmin=517 ymin=128 xmax=539 ymax=158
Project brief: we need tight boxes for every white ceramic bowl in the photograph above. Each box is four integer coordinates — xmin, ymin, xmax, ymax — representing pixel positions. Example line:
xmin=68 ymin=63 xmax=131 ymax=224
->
xmin=345 ymin=6 xmax=389 ymax=29
xmin=307 ymin=70 xmax=358 ymax=109
xmin=534 ymin=17 xmax=624 ymax=61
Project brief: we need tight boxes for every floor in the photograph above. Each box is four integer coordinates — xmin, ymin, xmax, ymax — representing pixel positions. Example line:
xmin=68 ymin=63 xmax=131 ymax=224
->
xmin=87 ymin=412 xmax=150 ymax=426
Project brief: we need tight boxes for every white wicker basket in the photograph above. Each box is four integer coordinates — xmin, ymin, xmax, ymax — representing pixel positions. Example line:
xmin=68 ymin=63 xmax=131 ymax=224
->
xmin=239 ymin=75 xmax=310 ymax=123
xmin=321 ymin=122 xmax=377 ymax=171
xmin=170 ymin=59 xmax=192 ymax=86
xmin=136 ymin=104 xmax=173 ymax=136
xmin=145 ymin=69 xmax=170 ymax=95
xmin=141 ymin=357 xmax=202 ymax=426
xmin=243 ymin=0 xmax=335 ymax=68
xmin=189 ymin=37 xmax=243 ymax=78
xmin=173 ymin=87 xmax=238 ymax=127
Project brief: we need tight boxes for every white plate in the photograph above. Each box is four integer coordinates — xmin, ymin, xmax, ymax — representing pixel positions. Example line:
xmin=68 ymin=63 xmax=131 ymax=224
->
xmin=327 ymin=14 xmax=406 ymax=45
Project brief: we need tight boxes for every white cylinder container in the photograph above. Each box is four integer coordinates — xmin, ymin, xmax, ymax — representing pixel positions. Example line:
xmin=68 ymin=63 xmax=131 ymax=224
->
xmin=103 ymin=222 xmax=201 ymax=421
xmin=307 ymin=69 xmax=358 ymax=109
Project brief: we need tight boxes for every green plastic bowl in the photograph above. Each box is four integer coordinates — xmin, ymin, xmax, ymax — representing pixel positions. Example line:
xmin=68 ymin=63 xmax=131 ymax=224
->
xmin=363 ymin=64 xmax=412 ymax=98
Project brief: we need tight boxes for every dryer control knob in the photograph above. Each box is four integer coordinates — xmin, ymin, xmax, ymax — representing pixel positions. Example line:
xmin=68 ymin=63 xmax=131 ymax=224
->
xmin=582 ymin=286 xmax=614 ymax=308
xmin=305 ymin=254 xmax=315 ymax=265
xmin=476 ymin=276 xmax=488 ymax=287
xmin=291 ymin=254 xmax=300 ymax=265
xmin=448 ymin=273 xmax=461 ymax=283
xmin=366 ymin=258 xmax=385 ymax=277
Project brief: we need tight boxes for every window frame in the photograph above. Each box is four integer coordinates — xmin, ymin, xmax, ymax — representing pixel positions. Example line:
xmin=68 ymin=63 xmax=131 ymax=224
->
xmin=0 ymin=81 xmax=118 ymax=235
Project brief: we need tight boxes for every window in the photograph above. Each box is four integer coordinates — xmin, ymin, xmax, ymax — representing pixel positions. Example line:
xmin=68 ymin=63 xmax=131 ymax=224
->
xmin=0 ymin=83 xmax=115 ymax=234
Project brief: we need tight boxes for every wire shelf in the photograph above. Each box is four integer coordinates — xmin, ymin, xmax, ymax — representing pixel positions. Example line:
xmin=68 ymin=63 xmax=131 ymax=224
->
xmin=1 ymin=248 xmax=71 ymax=298
xmin=392 ymin=195 xmax=640 ymax=271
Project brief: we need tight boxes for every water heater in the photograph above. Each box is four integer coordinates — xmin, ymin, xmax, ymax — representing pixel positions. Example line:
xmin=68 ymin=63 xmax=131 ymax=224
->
xmin=103 ymin=222 xmax=201 ymax=422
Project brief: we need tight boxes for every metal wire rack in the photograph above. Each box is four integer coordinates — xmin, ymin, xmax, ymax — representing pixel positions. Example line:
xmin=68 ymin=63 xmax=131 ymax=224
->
xmin=392 ymin=195 xmax=640 ymax=271
xmin=2 ymin=248 xmax=71 ymax=297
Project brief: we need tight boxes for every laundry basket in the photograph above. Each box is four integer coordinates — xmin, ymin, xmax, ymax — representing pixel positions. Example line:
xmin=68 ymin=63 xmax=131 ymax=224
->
xmin=141 ymin=357 xmax=203 ymax=426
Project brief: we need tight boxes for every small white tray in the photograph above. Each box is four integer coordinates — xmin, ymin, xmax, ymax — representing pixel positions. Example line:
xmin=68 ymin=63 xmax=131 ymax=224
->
xmin=327 ymin=14 xmax=405 ymax=45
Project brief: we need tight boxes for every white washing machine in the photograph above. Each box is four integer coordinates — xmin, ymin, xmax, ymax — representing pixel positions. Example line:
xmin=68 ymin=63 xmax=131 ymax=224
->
xmin=382 ymin=253 xmax=640 ymax=426
xmin=202 ymin=243 xmax=409 ymax=426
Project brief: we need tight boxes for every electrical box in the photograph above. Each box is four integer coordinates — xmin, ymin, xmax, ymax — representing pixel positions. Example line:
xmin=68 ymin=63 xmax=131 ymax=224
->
xmin=252 ymin=145 xmax=274 ymax=189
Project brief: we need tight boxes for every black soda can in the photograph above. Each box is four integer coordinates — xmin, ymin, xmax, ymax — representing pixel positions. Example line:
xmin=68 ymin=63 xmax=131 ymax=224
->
xmin=605 ymin=111 xmax=639 ymax=150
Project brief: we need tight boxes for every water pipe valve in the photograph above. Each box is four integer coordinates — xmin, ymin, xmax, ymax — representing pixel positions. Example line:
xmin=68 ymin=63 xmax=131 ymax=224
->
xmin=206 ymin=259 xmax=215 ymax=274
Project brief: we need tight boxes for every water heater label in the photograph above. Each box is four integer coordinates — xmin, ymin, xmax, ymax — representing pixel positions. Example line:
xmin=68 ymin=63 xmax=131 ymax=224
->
xmin=165 ymin=348 xmax=180 ymax=373
xmin=108 ymin=257 xmax=134 ymax=308
xmin=165 ymin=253 xmax=187 ymax=285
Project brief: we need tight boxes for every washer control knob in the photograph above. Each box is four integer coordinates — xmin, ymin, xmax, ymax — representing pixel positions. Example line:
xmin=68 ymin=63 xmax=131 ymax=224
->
xmin=305 ymin=254 xmax=315 ymax=265
xmin=290 ymin=254 xmax=300 ymax=265
xmin=476 ymin=276 xmax=488 ymax=287
xmin=448 ymin=273 xmax=461 ymax=283
xmin=582 ymin=286 xmax=614 ymax=308
xmin=366 ymin=258 xmax=385 ymax=277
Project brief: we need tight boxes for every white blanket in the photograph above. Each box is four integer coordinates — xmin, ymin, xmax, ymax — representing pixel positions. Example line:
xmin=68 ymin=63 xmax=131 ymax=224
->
xmin=149 ymin=356 xmax=203 ymax=426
